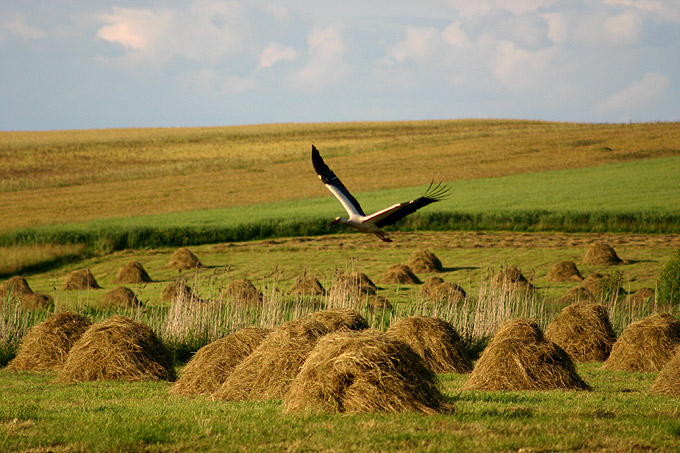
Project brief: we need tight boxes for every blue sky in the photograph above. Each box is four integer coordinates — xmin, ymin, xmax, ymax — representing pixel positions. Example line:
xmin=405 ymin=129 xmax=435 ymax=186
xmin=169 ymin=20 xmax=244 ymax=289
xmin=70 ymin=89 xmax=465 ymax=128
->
xmin=1 ymin=0 xmax=679 ymax=131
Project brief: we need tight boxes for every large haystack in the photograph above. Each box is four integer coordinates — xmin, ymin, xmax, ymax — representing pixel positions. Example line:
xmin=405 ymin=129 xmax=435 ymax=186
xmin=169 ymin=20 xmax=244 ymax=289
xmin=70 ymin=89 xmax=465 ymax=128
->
xmin=220 ymin=279 xmax=263 ymax=305
xmin=212 ymin=317 xmax=330 ymax=401
xmin=101 ymin=286 xmax=143 ymax=309
xmin=381 ymin=264 xmax=421 ymax=285
xmin=114 ymin=262 xmax=152 ymax=284
xmin=387 ymin=316 xmax=472 ymax=373
xmin=164 ymin=247 xmax=202 ymax=270
xmin=649 ymin=348 xmax=680 ymax=396
xmin=7 ymin=312 xmax=91 ymax=371
xmin=420 ymin=276 xmax=466 ymax=304
xmin=544 ymin=302 xmax=616 ymax=362
xmin=558 ymin=286 xmax=594 ymax=305
xmin=289 ymin=275 xmax=325 ymax=296
xmin=602 ymin=313 xmax=680 ymax=372
xmin=406 ymin=250 xmax=443 ymax=273
xmin=491 ymin=266 xmax=535 ymax=293
xmin=0 ymin=276 xmax=53 ymax=310
xmin=58 ymin=315 xmax=175 ymax=382
xmin=170 ymin=327 xmax=271 ymax=396
xmin=462 ymin=318 xmax=590 ymax=391
xmin=63 ymin=269 xmax=101 ymax=290
xmin=310 ymin=309 xmax=369 ymax=332
xmin=547 ymin=261 xmax=583 ymax=282
xmin=583 ymin=243 xmax=623 ymax=265
xmin=284 ymin=329 xmax=445 ymax=414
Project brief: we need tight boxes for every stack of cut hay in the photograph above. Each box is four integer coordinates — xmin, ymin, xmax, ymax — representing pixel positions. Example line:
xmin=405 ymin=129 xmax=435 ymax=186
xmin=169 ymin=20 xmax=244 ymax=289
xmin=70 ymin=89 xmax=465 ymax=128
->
xmin=212 ymin=317 xmax=330 ymax=401
xmin=380 ymin=264 xmax=421 ymax=284
xmin=491 ymin=266 xmax=535 ymax=293
xmin=580 ymin=272 xmax=624 ymax=299
xmin=547 ymin=261 xmax=583 ymax=282
xmin=603 ymin=313 xmax=680 ymax=372
xmin=284 ymin=329 xmax=445 ymax=414
xmin=544 ymin=302 xmax=617 ymax=362
xmin=7 ymin=312 xmax=91 ymax=371
xmin=288 ymin=274 xmax=325 ymax=296
xmin=58 ymin=315 xmax=176 ymax=382
xmin=63 ymin=269 xmax=101 ymax=290
xmin=114 ymin=261 xmax=153 ymax=284
xmin=628 ymin=288 xmax=656 ymax=307
xmin=101 ymin=286 xmax=143 ymax=308
xmin=649 ymin=348 xmax=680 ymax=396
xmin=558 ymin=286 xmax=594 ymax=305
xmin=164 ymin=247 xmax=202 ymax=270
xmin=462 ymin=318 xmax=590 ymax=391
xmin=161 ymin=281 xmax=200 ymax=303
xmin=406 ymin=249 xmax=443 ymax=273
xmin=171 ymin=327 xmax=271 ymax=396
xmin=365 ymin=294 xmax=392 ymax=311
xmin=387 ymin=316 xmax=472 ymax=373
xmin=0 ymin=276 xmax=53 ymax=309
xmin=310 ymin=308 xmax=369 ymax=332
xmin=420 ymin=276 xmax=466 ymax=304
xmin=332 ymin=271 xmax=378 ymax=296
xmin=220 ymin=279 xmax=263 ymax=305
xmin=583 ymin=243 xmax=623 ymax=265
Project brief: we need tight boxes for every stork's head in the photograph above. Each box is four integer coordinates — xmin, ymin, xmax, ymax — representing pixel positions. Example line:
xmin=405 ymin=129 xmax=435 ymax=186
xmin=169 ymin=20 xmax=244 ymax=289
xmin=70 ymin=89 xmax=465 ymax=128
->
xmin=329 ymin=217 xmax=342 ymax=226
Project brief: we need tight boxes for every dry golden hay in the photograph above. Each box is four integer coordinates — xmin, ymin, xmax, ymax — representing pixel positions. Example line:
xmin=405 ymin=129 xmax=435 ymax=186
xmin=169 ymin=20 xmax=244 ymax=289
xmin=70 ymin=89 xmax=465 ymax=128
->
xmin=288 ymin=275 xmax=326 ymax=296
xmin=462 ymin=318 xmax=590 ymax=391
xmin=62 ymin=269 xmax=101 ymax=290
xmin=101 ymin=286 xmax=143 ymax=309
xmin=583 ymin=243 xmax=623 ymax=265
xmin=387 ymin=316 xmax=472 ymax=373
xmin=628 ymin=287 xmax=656 ymax=307
xmin=58 ymin=315 xmax=175 ymax=382
xmin=332 ymin=271 xmax=378 ymax=295
xmin=7 ymin=312 xmax=91 ymax=372
xmin=164 ymin=247 xmax=202 ymax=270
xmin=310 ymin=308 xmax=369 ymax=332
xmin=220 ymin=279 xmax=263 ymax=305
xmin=0 ymin=277 xmax=53 ymax=310
xmin=284 ymin=329 xmax=445 ymax=414
xmin=491 ymin=266 xmax=535 ymax=293
xmin=161 ymin=281 xmax=199 ymax=303
xmin=602 ymin=313 xmax=680 ymax=372
xmin=212 ymin=317 xmax=330 ymax=401
xmin=366 ymin=294 xmax=392 ymax=311
xmin=381 ymin=264 xmax=421 ymax=285
xmin=547 ymin=261 xmax=583 ymax=282
xmin=420 ymin=276 xmax=466 ymax=303
xmin=113 ymin=261 xmax=153 ymax=284
xmin=580 ymin=272 xmax=624 ymax=299
xmin=558 ymin=286 xmax=594 ymax=305
xmin=406 ymin=249 xmax=443 ymax=273
xmin=15 ymin=293 xmax=54 ymax=310
xmin=544 ymin=302 xmax=617 ymax=362
xmin=0 ymin=276 xmax=33 ymax=297
xmin=170 ymin=327 xmax=271 ymax=396
xmin=649 ymin=348 xmax=680 ymax=396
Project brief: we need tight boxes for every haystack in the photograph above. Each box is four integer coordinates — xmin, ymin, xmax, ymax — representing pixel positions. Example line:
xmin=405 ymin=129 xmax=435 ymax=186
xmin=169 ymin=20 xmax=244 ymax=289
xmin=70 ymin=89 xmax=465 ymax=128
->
xmin=284 ymin=329 xmax=445 ymax=414
xmin=0 ymin=276 xmax=53 ymax=310
xmin=220 ymin=279 xmax=263 ymax=305
xmin=462 ymin=318 xmax=590 ymax=391
xmin=544 ymin=302 xmax=617 ymax=362
xmin=289 ymin=275 xmax=325 ymax=296
xmin=387 ymin=316 xmax=472 ymax=373
xmin=420 ymin=276 xmax=466 ymax=304
xmin=547 ymin=261 xmax=583 ymax=282
xmin=114 ymin=261 xmax=152 ymax=284
xmin=406 ymin=250 xmax=443 ymax=273
xmin=7 ymin=312 xmax=91 ymax=371
xmin=491 ymin=266 xmax=535 ymax=293
xmin=212 ymin=317 xmax=330 ymax=401
xmin=602 ymin=313 xmax=680 ymax=372
xmin=63 ymin=269 xmax=101 ymax=290
xmin=58 ymin=315 xmax=175 ymax=382
xmin=164 ymin=247 xmax=202 ymax=270
xmin=310 ymin=308 xmax=369 ymax=332
xmin=583 ymin=243 xmax=623 ymax=265
xmin=557 ymin=286 xmax=594 ymax=305
xmin=0 ymin=276 xmax=33 ymax=297
xmin=332 ymin=271 xmax=378 ymax=295
xmin=649 ymin=348 xmax=680 ymax=396
xmin=628 ymin=288 xmax=656 ymax=307
xmin=101 ymin=287 xmax=143 ymax=309
xmin=161 ymin=281 xmax=199 ymax=303
xmin=366 ymin=295 xmax=392 ymax=311
xmin=381 ymin=264 xmax=421 ymax=285
xmin=170 ymin=327 xmax=271 ymax=396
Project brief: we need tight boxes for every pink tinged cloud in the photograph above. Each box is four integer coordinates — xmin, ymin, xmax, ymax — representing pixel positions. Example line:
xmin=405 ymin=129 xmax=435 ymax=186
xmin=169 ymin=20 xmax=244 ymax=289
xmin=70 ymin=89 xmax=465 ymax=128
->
xmin=597 ymin=72 xmax=670 ymax=114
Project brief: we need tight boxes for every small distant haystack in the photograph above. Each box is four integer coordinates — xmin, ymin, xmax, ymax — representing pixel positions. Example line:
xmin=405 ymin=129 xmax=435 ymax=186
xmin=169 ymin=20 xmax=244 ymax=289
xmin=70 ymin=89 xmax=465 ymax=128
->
xmin=63 ymin=269 xmax=101 ymax=290
xmin=164 ymin=247 xmax=202 ymax=270
xmin=650 ymin=348 xmax=680 ymax=396
xmin=406 ymin=250 xmax=443 ymax=273
xmin=366 ymin=295 xmax=392 ymax=311
xmin=284 ymin=329 xmax=445 ymax=414
xmin=583 ymin=243 xmax=623 ymax=265
xmin=544 ymin=302 xmax=617 ymax=362
xmin=289 ymin=275 xmax=325 ymax=296
xmin=492 ymin=266 xmax=535 ymax=293
xmin=114 ymin=262 xmax=152 ymax=284
xmin=170 ymin=327 xmax=271 ymax=396
xmin=381 ymin=264 xmax=421 ymax=285
xmin=603 ymin=313 xmax=680 ymax=372
xmin=58 ymin=315 xmax=175 ymax=382
xmin=420 ymin=276 xmax=466 ymax=304
xmin=333 ymin=271 xmax=378 ymax=295
xmin=101 ymin=287 xmax=143 ymax=309
xmin=221 ymin=280 xmax=263 ymax=305
xmin=547 ymin=261 xmax=583 ymax=282
xmin=7 ymin=312 xmax=91 ymax=371
xmin=0 ymin=276 xmax=53 ymax=310
xmin=628 ymin=288 xmax=656 ymax=307
xmin=212 ymin=317 xmax=330 ymax=401
xmin=462 ymin=318 xmax=590 ymax=391
xmin=161 ymin=281 xmax=199 ymax=303
xmin=0 ymin=276 xmax=33 ymax=297
xmin=558 ymin=286 xmax=594 ymax=305
xmin=310 ymin=309 xmax=369 ymax=332
xmin=387 ymin=316 xmax=472 ymax=373
xmin=581 ymin=273 xmax=604 ymax=296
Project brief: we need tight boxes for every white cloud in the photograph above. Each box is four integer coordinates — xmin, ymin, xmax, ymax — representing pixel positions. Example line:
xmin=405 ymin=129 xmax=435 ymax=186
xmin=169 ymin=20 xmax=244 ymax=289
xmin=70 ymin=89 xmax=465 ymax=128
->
xmin=603 ymin=11 xmax=643 ymax=45
xmin=603 ymin=0 xmax=680 ymax=24
xmin=597 ymin=72 xmax=670 ymax=114
xmin=446 ymin=0 xmax=556 ymax=17
xmin=387 ymin=26 xmax=441 ymax=64
xmin=0 ymin=14 xmax=46 ymax=42
xmin=257 ymin=42 xmax=297 ymax=69
xmin=220 ymin=75 xmax=257 ymax=95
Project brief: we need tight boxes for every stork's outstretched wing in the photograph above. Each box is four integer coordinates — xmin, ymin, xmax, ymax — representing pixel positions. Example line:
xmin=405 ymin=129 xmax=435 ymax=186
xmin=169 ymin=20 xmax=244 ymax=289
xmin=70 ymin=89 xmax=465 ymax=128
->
xmin=366 ymin=182 xmax=450 ymax=227
xmin=312 ymin=145 xmax=365 ymax=217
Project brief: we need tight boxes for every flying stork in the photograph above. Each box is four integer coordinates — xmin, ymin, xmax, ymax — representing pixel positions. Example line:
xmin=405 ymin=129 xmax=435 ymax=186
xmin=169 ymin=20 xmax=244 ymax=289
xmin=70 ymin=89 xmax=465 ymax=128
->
xmin=311 ymin=145 xmax=449 ymax=242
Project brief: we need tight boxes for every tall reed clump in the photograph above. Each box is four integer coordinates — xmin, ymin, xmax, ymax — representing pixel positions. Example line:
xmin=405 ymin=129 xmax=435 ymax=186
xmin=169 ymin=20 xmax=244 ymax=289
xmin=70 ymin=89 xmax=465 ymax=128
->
xmin=657 ymin=249 xmax=680 ymax=307
xmin=0 ymin=302 xmax=51 ymax=366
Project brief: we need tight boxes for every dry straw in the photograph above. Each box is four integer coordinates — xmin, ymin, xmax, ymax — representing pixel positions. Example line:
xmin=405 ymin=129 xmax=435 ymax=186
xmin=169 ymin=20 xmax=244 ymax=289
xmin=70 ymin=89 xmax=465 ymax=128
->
xmin=406 ymin=249 xmax=443 ymax=273
xmin=462 ymin=318 xmax=590 ymax=391
xmin=649 ymin=347 xmax=680 ymax=396
xmin=420 ymin=276 xmax=466 ymax=304
xmin=7 ymin=311 xmax=91 ymax=371
xmin=547 ymin=261 xmax=583 ymax=282
xmin=381 ymin=264 xmax=421 ymax=285
xmin=602 ymin=313 xmax=680 ymax=372
xmin=101 ymin=286 xmax=143 ymax=309
xmin=63 ymin=269 xmax=101 ymax=290
xmin=309 ymin=308 xmax=369 ymax=332
xmin=492 ymin=266 xmax=535 ymax=293
xmin=288 ymin=275 xmax=326 ymax=296
xmin=284 ymin=329 xmax=445 ymax=414
xmin=220 ymin=279 xmax=263 ymax=305
xmin=164 ymin=247 xmax=202 ymax=270
xmin=583 ymin=243 xmax=623 ymax=265
xmin=0 ymin=276 xmax=53 ymax=310
xmin=114 ymin=261 xmax=152 ymax=284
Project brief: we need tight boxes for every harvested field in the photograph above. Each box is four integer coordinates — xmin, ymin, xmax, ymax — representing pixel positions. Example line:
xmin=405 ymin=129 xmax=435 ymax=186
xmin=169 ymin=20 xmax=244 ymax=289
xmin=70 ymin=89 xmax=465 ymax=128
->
xmin=649 ymin=348 xmax=680 ymax=396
